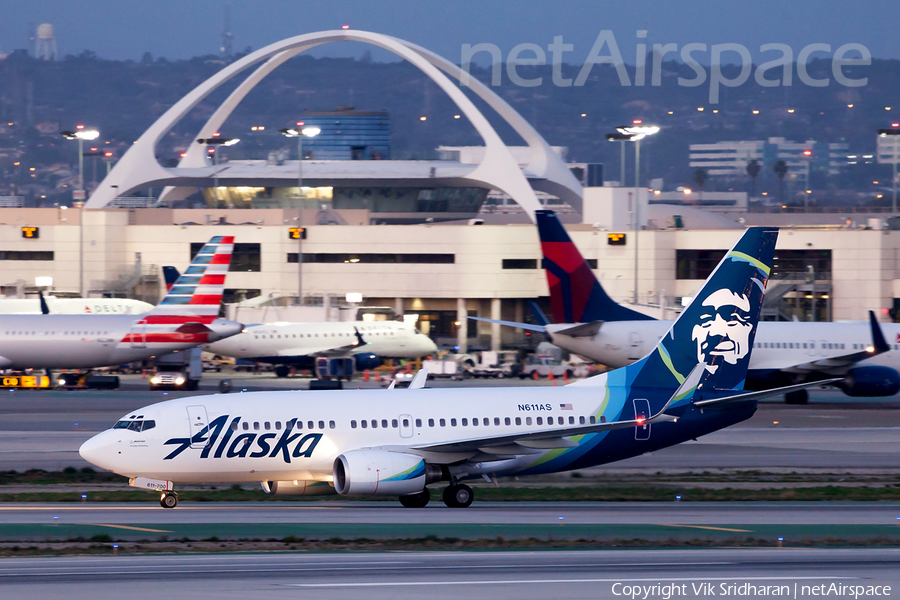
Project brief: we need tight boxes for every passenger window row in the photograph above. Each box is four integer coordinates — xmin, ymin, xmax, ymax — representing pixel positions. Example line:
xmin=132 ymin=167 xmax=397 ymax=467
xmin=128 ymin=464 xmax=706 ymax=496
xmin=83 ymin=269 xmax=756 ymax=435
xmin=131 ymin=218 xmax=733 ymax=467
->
xmin=756 ymin=341 xmax=847 ymax=350
xmin=229 ymin=419 xmax=336 ymax=432
xmin=349 ymin=415 xmax=600 ymax=429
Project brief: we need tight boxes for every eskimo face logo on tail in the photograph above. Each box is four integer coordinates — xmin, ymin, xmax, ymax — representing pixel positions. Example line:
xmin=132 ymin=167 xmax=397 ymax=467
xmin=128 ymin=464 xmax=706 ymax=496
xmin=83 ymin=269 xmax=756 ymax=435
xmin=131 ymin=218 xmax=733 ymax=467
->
xmin=692 ymin=289 xmax=753 ymax=366
xmin=163 ymin=415 xmax=322 ymax=464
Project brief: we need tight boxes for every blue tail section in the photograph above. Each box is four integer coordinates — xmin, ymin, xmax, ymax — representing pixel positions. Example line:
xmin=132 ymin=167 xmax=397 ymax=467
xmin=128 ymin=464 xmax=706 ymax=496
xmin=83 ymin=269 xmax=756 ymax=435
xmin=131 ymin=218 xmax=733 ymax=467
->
xmin=162 ymin=266 xmax=180 ymax=292
xmin=623 ymin=227 xmax=778 ymax=401
xmin=528 ymin=301 xmax=551 ymax=326
xmin=536 ymin=210 xmax=654 ymax=323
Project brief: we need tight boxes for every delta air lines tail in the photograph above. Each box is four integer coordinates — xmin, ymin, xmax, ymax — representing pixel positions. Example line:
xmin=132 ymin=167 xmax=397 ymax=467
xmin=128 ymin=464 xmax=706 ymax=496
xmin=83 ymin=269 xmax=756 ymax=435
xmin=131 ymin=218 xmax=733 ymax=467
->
xmin=536 ymin=209 xmax=653 ymax=323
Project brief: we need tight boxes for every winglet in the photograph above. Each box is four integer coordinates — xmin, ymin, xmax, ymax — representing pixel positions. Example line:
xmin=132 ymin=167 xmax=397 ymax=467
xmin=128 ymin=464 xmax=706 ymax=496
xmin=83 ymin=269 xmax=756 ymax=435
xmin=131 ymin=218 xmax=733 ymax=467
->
xmin=869 ymin=310 xmax=890 ymax=353
xmin=38 ymin=291 xmax=50 ymax=315
xmin=408 ymin=368 xmax=428 ymax=389
xmin=528 ymin=301 xmax=551 ymax=326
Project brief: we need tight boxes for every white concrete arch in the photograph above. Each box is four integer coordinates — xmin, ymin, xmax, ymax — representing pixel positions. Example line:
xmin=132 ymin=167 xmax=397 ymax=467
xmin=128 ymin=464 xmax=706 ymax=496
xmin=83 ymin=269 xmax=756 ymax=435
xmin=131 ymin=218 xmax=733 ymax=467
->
xmin=87 ymin=30 xmax=582 ymax=220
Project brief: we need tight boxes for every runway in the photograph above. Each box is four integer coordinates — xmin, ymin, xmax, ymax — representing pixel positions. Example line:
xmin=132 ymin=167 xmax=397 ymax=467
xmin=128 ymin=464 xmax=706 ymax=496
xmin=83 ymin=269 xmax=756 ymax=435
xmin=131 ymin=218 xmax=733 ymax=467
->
xmin=0 ymin=501 xmax=898 ymax=526
xmin=0 ymin=549 xmax=896 ymax=599
xmin=0 ymin=502 xmax=896 ymax=545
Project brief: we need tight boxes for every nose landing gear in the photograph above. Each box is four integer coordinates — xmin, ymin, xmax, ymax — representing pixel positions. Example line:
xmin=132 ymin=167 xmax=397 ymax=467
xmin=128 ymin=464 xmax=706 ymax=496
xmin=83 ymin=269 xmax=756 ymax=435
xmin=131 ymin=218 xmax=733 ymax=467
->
xmin=159 ymin=491 xmax=178 ymax=508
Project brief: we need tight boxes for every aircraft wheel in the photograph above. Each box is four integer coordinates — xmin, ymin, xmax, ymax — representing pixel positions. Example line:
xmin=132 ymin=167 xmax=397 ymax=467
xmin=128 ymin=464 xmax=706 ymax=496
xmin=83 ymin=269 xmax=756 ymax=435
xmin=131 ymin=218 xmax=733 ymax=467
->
xmin=399 ymin=489 xmax=430 ymax=508
xmin=442 ymin=484 xmax=473 ymax=508
xmin=274 ymin=365 xmax=290 ymax=378
xmin=159 ymin=491 xmax=178 ymax=509
xmin=785 ymin=390 xmax=809 ymax=405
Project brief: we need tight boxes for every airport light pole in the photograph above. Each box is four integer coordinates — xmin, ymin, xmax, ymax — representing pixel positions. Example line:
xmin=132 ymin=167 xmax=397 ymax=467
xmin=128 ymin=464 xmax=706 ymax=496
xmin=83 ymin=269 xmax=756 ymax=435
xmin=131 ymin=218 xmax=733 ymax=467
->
xmin=279 ymin=125 xmax=321 ymax=306
xmin=879 ymin=126 xmax=900 ymax=214
xmin=196 ymin=137 xmax=240 ymax=207
xmin=61 ymin=127 xmax=100 ymax=298
xmin=611 ymin=124 xmax=660 ymax=305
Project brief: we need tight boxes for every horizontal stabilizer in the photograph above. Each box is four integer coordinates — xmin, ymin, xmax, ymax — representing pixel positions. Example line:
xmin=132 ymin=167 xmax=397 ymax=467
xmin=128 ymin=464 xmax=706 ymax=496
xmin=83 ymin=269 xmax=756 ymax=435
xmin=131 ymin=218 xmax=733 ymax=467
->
xmin=468 ymin=316 xmax=546 ymax=333
xmin=553 ymin=321 xmax=603 ymax=338
xmin=693 ymin=378 xmax=842 ymax=408
xmin=175 ymin=322 xmax=212 ymax=334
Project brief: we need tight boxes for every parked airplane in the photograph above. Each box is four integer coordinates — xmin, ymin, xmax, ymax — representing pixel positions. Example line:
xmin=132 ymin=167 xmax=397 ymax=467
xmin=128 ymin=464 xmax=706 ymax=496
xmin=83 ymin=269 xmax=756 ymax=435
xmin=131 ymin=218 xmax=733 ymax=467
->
xmin=80 ymin=227 xmax=829 ymax=509
xmin=0 ymin=236 xmax=242 ymax=370
xmin=206 ymin=320 xmax=438 ymax=377
xmin=473 ymin=210 xmax=899 ymax=404
xmin=0 ymin=296 xmax=154 ymax=315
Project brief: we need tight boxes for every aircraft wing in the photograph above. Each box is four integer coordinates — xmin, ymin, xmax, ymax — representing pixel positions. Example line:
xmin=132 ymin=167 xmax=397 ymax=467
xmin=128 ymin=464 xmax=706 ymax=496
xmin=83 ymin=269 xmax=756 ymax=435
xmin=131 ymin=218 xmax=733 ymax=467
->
xmin=550 ymin=321 xmax=603 ymax=338
xmin=275 ymin=343 xmax=361 ymax=357
xmin=413 ymin=373 xmax=838 ymax=456
xmin=759 ymin=311 xmax=889 ymax=374
xmin=412 ymin=365 xmax=706 ymax=454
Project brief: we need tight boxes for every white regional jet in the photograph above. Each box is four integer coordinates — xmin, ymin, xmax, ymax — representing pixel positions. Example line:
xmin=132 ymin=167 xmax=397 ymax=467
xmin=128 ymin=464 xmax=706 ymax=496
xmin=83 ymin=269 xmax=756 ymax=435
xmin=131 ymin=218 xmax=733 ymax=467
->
xmin=0 ymin=236 xmax=242 ymax=370
xmin=206 ymin=320 xmax=438 ymax=378
xmin=473 ymin=210 xmax=900 ymax=405
xmin=80 ymin=227 xmax=830 ymax=509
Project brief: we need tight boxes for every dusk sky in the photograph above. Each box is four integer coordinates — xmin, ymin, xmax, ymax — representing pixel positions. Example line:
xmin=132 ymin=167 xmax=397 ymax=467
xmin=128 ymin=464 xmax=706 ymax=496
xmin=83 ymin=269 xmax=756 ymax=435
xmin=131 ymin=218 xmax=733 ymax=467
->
xmin=1 ymin=0 xmax=898 ymax=63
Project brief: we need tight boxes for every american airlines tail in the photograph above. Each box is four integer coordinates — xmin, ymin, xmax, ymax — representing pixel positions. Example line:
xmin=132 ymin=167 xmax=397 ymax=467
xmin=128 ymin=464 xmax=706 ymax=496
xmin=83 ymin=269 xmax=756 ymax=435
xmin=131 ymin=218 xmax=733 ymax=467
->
xmin=535 ymin=209 xmax=654 ymax=323
xmin=122 ymin=236 xmax=238 ymax=347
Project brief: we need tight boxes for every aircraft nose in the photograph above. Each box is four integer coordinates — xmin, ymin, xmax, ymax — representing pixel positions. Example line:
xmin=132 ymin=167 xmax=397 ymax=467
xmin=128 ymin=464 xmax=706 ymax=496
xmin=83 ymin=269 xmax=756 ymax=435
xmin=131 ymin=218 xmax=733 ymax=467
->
xmin=79 ymin=431 xmax=117 ymax=471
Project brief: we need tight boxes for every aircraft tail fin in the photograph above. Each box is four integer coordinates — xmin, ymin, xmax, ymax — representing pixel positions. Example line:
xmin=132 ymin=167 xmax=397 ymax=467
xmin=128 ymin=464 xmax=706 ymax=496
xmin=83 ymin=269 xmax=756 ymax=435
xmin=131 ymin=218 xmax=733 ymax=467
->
xmin=162 ymin=266 xmax=181 ymax=292
xmin=536 ymin=210 xmax=654 ymax=324
xmin=623 ymin=227 xmax=778 ymax=399
xmin=145 ymin=236 xmax=234 ymax=324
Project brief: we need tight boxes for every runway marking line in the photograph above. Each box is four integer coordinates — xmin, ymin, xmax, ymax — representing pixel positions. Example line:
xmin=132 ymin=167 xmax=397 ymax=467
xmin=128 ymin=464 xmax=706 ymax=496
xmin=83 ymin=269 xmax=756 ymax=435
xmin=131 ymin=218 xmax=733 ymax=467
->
xmin=657 ymin=524 xmax=752 ymax=533
xmin=287 ymin=575 xmax=854 ymax=588
xmin=0 ymin=505 xmax=340 ymax=511
xmin=82 ymin=523 xmax=173 ymax=533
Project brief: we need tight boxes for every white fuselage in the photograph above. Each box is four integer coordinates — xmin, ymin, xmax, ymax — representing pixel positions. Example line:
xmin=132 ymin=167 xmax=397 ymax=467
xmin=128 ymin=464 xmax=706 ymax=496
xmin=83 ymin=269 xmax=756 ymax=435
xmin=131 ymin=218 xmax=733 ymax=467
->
xmin=206 ymin=320 xmax=437 ymax=361
xmin=0 ymin=314 xmax=242 ymax=369
xmin=79 ymin=383 xmax=615 ymax=483
xmin=549 ymin=320 xmax=900 ymax=373
xmin=0 ymin=297 xmax=154 ymax=315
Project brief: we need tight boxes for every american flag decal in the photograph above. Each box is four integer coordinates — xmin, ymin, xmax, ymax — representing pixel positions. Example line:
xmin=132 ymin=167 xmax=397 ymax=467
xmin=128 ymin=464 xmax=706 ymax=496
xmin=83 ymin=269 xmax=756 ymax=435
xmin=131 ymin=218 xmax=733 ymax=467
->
xmin=560 ymin=403 xmax=573 ymax=410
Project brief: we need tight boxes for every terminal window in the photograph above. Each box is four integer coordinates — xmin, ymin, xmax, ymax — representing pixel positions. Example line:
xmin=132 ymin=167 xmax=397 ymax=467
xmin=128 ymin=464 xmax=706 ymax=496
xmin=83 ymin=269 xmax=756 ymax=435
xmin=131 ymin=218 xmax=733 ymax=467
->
xmin=502 ymin=259 xmax=538 ymax=269
xmin=0 ymin=250 xmax=54 ymax=261
xmin=191 ymin=242 xmax=260 ymax=272
xmin=676 ymin=250 xmax=727 ymax=280
xmin=290 ymin=253 xmax=454 ymax=264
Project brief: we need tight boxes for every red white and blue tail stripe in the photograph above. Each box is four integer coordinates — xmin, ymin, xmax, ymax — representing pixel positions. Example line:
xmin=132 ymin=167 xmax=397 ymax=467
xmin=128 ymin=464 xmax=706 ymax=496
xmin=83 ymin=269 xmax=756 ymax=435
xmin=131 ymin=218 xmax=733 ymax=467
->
xmin=119 ymin=236 xmax=234 ymax=346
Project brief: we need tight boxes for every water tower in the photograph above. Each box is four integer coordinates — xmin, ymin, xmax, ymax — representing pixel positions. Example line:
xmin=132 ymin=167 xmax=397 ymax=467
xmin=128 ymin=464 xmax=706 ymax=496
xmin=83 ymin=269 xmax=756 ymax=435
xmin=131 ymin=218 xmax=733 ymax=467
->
xmin=36 ymin=24 xmax=58 ymax=61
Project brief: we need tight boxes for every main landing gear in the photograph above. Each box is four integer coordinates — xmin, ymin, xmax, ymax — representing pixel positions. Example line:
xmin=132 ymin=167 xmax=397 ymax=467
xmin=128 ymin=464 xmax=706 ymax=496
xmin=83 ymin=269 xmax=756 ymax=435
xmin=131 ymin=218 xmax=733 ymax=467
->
xmin=442 ymin=484 xmax=474 ymax=508
xmin=159 ymin=491 xmax=178 ymax=509
xmin=785 ymin=389 xmax=809 ymax=405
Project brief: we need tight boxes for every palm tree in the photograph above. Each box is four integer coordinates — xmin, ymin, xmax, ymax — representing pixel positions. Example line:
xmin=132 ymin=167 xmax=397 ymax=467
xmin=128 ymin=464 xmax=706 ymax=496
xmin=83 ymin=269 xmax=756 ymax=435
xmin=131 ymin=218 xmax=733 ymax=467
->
xmin=773 ymin=160 xmax=788 ymax=206
xmin=746 ymin=159 xmax=761 ymax=201
xmin=693 ymin=168 xmax=707 ymax=204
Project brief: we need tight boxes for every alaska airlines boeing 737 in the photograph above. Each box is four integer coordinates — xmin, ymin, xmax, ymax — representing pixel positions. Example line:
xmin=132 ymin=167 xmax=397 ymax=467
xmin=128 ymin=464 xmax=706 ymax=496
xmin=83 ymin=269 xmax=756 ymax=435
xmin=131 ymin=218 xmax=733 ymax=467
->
xmin=0 ymin=236 xmax=242 ymax=369
xmin=80 ymin=227 xmax=830 ymax=509
xmin=473 ymin=210 xmax=900 ymax=404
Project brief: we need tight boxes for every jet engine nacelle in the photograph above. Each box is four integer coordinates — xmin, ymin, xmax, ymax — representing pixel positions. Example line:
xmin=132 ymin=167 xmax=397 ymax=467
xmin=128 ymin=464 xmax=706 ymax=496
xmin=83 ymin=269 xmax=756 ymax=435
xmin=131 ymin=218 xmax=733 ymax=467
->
xmin=838 ymin=366 xmax=900 ymax=397
xmin=333 ymin=450 xmax=442 ymax=496
xmin=261 ymin=480 xmax=335 ymax=496
xmin=353 ymin=352 xmax=381 ymax=371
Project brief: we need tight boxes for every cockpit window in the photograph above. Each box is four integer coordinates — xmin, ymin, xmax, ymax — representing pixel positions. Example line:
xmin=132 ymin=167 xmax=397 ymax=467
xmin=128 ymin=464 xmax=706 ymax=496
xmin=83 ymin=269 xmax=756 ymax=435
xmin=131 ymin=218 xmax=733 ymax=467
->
xmin=113 ymin=419 xmax=155 ymax=432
